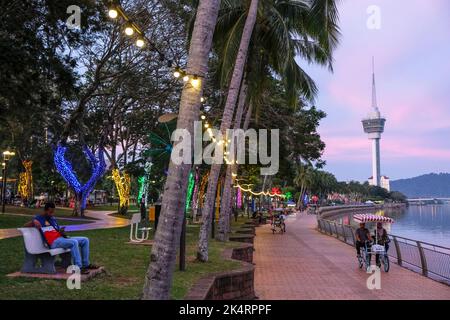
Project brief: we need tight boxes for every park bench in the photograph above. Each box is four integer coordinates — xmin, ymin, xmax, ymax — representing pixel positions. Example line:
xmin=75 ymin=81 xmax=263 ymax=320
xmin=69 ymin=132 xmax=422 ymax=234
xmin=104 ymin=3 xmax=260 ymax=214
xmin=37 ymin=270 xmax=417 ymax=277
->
xmin=17 ymin=228 xmax=72 ymax=274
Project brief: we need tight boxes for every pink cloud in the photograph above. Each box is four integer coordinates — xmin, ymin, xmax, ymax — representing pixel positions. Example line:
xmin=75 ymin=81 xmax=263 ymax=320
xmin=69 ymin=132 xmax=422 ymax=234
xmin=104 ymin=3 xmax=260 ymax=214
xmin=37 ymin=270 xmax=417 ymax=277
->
xmin=323 ymin=135 xmax=450 ymax=163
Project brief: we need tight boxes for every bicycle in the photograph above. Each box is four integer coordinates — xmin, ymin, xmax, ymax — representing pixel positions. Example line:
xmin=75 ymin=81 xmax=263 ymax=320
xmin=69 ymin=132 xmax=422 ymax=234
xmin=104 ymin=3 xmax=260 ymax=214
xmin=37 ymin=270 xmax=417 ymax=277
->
xmin=271 ymin=217 xmax=286 ymax=234
xmin=354 ymin=214 xmax=394 ymax=273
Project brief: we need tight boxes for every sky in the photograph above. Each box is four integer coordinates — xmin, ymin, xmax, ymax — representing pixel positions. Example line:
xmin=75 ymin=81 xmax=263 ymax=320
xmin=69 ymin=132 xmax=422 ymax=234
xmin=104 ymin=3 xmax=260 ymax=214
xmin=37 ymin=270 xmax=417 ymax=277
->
xmin=301 ymin=0 xmax=450 ymax=182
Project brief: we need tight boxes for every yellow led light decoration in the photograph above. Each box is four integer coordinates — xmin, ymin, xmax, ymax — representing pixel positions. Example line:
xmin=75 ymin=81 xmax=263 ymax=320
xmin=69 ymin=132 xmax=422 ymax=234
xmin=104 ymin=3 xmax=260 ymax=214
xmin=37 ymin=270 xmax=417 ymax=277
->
xmin=18 ymin=160 xmax=33 ymax=200
xmin=112 ymin=168 xmax=131 ymax=208
xmin=198 ymin=172 xmax=210 ymax=208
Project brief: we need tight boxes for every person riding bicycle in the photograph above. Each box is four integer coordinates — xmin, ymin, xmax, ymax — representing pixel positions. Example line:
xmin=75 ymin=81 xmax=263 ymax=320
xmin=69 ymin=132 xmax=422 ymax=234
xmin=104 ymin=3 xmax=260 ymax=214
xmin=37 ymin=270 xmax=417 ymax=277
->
xmin=278 ymin=211 xmax=286 ymax=232
xmin=374 ymin=222 xmax=390 ymax=266
xmin=355 ymin=222 xmax=372 ymax=259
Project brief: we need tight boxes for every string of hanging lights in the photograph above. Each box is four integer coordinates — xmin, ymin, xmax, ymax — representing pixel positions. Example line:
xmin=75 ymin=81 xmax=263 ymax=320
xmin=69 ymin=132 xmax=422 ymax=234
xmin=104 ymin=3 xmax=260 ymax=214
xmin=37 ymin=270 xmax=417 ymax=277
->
xmin=106 ymin=0 xmax=205 ymax=98
xmin=234 ymin=183 xmax=286 ymax=198
xmin=200 ymin=114 xmax=237 ymax=165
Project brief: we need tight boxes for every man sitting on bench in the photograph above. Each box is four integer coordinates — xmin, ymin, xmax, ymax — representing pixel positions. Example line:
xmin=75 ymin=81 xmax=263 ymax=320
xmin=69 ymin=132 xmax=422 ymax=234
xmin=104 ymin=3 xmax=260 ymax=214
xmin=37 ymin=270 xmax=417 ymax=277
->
xmin=24 ymin=202 xmax=98 ymax=274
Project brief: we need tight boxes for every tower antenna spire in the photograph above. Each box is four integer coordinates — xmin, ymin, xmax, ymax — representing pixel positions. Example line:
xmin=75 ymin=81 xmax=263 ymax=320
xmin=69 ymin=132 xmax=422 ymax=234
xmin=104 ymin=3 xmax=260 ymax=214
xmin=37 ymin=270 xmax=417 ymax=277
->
xmin=372 ymin=56 xmax=379 ymax=113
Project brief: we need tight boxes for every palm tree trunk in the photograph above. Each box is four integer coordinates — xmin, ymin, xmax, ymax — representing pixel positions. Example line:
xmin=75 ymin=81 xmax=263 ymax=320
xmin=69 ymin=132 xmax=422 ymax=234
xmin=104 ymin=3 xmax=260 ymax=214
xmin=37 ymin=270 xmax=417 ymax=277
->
xmin=197 ymin=0 xmax=259 ymax=260
xmin=217 ymin=81 xmax=248 ymax=241
xmin=142 ymin=0 xmax=221 ymax=300
xmin=243 ymin=102 xmax=253 ymax=131
xmin=297 ymin=183 xmax=305 ymax=209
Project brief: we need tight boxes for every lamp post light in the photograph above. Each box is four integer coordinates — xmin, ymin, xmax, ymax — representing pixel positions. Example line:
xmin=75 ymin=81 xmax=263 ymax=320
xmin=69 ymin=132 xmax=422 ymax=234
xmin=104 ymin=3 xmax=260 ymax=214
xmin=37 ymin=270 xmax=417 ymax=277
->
xmin=1 ymin=162 xmax=4 ymax=213
xmin=2 ymin=150 xmax=15 ymax=213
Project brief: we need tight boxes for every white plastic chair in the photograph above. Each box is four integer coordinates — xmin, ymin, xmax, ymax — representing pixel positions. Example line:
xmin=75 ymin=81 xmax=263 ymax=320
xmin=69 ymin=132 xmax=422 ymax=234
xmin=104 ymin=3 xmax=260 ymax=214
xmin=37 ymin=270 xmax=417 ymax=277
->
xmin=129 ymin=214 xmax=152 ymax=243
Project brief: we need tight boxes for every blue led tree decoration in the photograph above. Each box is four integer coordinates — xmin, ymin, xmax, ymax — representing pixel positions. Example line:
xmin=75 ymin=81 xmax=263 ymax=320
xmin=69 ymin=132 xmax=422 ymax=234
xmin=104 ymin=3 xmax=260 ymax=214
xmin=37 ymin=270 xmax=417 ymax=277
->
xmin=54 ymin=144 xmax=107 ymax=216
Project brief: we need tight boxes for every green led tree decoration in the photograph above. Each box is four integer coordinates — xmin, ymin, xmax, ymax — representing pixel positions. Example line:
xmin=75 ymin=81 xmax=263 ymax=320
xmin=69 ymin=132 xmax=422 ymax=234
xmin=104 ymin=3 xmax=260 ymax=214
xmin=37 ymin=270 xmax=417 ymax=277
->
xmin=185 ymin=171 xmax=195 ymax=211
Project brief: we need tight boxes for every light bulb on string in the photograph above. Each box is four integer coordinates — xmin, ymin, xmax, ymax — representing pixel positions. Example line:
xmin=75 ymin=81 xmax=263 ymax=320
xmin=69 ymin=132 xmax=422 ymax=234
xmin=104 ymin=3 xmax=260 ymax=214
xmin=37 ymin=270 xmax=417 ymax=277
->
xmin=200 ymin=97 xmax=205 ymax=103
xmin=108 ymin=8 xmax=118 ymax=19
xmin=191 ymin=76 xmax=200 ymax=89
xmin=183 ymin=75 xmax=190 ymax=82
xmin=173 ymin=70 xmax=181 ymax=78
xmin=124 ymin=24 xmax=135 ymax=36
xmin=136 ymin=38 xmax=145 ymax=48
xmin=201 ymin=115 xmax=206 ymax=120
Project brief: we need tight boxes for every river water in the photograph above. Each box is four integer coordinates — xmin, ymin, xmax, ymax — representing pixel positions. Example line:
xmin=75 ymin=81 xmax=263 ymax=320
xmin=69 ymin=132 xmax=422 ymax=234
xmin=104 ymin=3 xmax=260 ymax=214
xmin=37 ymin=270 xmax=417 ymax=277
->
xmin=334 ymin=204 xmax=450 ymax=248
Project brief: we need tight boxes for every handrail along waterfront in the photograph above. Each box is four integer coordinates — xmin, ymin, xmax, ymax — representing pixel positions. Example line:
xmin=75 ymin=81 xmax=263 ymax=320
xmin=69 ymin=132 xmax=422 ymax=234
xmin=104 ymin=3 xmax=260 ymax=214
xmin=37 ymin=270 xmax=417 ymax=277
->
xmin=317 ymin=216 xmax=450 ymax=284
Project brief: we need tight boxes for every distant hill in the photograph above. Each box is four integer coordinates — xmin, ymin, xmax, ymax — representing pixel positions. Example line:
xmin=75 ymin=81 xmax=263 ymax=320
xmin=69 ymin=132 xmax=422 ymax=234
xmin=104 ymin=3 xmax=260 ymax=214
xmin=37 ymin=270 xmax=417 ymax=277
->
xmin=391 ymin=173 xmax=450 ymax=198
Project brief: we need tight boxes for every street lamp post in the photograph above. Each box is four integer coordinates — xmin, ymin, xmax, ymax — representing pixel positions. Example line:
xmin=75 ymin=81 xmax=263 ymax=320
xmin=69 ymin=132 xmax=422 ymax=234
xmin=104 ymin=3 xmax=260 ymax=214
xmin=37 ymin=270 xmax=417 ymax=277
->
xmin=1 ymin=162 xmax=5 ymax=213
xmin=2 ymin=150 xmax=15 ymax=214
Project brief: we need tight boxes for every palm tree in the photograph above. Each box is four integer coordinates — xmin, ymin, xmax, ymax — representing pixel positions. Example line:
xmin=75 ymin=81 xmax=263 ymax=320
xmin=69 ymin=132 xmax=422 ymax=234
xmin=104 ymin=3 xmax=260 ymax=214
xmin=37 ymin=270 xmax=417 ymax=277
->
xmin=197 ymin=0 xmax=260 ymax=256
xmin=142 ymin=0 xmax=221 ymax=300
xmin=198 ymin=0 xmax=340 ymax=256
xmin=294 ymin=163 xmax=314 ymax=209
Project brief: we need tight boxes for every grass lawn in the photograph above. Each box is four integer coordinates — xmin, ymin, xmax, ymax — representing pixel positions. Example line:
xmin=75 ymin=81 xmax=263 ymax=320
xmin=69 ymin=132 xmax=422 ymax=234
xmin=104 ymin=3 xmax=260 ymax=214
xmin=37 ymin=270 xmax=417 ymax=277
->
xmin=0 ymin=214 xmax=93 ymax=229
xmin=0 ymin=220 xmax=245 ymax=300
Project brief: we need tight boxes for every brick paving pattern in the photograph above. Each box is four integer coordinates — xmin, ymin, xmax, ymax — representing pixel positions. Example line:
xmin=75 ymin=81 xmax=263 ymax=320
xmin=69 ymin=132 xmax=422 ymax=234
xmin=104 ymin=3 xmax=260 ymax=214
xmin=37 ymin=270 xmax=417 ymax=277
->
xmin=254 ymin=213 xmax=450 ymax=300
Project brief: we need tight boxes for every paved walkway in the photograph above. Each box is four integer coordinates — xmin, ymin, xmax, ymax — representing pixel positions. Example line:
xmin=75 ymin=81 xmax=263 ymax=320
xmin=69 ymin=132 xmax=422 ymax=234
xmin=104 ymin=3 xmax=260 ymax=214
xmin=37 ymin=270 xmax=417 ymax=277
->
xmin=254 ymin=212 xmax=450 ymax=300
xmin=0 ymin=210 xmax=130 ymax=240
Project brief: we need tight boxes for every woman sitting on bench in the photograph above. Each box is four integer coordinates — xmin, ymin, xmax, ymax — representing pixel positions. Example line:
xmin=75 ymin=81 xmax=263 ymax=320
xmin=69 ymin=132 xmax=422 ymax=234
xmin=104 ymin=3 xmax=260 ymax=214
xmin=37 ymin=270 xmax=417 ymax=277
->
xmin=24 ymin=202 xmax=98 ymax=274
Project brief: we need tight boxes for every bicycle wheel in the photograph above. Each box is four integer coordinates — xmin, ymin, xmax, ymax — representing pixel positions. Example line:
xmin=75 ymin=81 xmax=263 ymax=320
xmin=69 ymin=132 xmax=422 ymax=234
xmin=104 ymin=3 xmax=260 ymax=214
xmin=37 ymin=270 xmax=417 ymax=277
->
xmin=365 ymin=253 xmax=371 ymax=272
xmin=358 ymin=256 xmax=363 ymax=269
xmin=383 ymin=254 xmax=390 ymax=272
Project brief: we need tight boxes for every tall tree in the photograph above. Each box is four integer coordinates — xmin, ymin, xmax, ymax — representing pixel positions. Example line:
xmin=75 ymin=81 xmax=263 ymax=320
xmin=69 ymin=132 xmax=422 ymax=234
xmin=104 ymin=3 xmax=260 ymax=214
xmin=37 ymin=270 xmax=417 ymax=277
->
xmin=199 ymin=0 xmax=340 ymax=253
xmin=198 ymin=0 xmax=259 ymax=257
xmin=142 ymin=0 xmax=221 ymax=300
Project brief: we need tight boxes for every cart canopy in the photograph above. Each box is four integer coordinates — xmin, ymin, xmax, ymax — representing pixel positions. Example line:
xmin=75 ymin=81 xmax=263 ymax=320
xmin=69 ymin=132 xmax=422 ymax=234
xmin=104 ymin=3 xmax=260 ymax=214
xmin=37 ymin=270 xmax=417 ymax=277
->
xmin=353 ymin=214 xmax=394 ymax=223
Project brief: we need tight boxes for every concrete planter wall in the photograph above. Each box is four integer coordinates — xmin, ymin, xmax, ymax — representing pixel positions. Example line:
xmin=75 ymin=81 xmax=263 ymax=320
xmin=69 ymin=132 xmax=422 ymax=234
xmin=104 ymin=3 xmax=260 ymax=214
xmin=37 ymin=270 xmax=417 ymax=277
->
xmin=229 ymin=234 xmax=254 ymax=244
xmin=185 ymin=243 xmax=255 ymax=300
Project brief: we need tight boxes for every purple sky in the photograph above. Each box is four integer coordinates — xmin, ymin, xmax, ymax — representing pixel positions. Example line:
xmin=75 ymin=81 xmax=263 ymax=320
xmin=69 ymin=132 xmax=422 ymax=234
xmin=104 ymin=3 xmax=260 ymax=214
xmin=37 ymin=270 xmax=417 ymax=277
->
xmin=302 ymin=0 xmax=450 ymax=182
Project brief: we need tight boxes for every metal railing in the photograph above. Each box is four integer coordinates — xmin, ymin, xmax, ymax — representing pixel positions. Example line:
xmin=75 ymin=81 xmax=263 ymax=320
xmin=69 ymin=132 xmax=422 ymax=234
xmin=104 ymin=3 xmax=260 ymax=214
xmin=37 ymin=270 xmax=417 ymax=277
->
xmin=317 ymin=218 xmax=450 ymax=284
